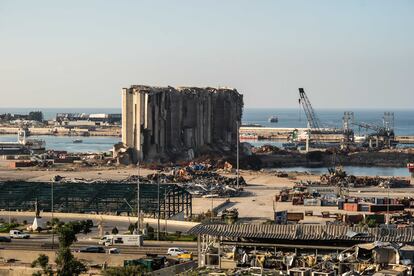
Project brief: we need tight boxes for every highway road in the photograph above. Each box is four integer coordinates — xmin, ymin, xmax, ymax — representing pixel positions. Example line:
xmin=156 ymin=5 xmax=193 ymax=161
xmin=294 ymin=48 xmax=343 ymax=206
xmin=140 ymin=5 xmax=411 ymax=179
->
xmin=0 ymin=235 xmax=197 ymax=256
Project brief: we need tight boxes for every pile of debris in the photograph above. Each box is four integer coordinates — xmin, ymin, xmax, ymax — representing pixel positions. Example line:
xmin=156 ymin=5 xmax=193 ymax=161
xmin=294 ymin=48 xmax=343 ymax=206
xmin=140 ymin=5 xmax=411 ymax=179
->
xmin=320 ymin=168 xmax=409 ymax=188
xmin=221 ymin=208 xmax=239 ymax=224
xmin=54 ymin=162 xmax=246 ymax=198
xmin=128 ymin=169 xmax=246 ymax=198
xmin=252 ymin=145 xmax=287 ymax=154
xmin=190 ymin=241 xmax=414 ymax=275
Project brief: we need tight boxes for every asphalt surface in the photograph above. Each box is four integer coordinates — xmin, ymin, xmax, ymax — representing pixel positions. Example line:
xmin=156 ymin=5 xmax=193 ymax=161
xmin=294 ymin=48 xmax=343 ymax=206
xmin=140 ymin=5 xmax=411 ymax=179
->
xmin=0 ymin=234 xmax=197 ymax=256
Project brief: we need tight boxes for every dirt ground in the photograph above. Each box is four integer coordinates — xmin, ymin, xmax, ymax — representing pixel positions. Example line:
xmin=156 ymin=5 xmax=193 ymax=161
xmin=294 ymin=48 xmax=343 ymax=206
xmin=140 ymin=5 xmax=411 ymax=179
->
xmin=193 ymin=171 xmax=337 ymax=222
xmin=1 ymin=166 xmax=412 ymax=223
xmin=0 ymin=166 xmax=155 ymax=182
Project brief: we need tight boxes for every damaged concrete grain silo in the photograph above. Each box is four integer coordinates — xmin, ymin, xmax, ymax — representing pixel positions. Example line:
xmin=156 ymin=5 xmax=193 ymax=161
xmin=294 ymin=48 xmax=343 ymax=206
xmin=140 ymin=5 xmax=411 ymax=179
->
xmin=121 ymin=85 xmax=243 ymax=162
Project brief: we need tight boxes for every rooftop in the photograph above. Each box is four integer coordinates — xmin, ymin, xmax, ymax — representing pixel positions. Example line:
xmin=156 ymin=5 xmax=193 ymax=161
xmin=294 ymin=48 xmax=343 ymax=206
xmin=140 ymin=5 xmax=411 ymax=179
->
xmin=188 ymin=224 xmax=414 ymax=243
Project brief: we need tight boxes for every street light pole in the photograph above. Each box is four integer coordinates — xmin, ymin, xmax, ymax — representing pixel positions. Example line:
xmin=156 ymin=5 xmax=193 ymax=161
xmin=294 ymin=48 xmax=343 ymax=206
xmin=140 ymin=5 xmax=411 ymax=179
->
xmin=236 ymin=120 xmax=240 ymax=189
xmin=157 ymin=174 xmax=160 ymax=241
xmin=387 ymin=183 xmax=390 ymax=225
xmin=164 ymin=193 xmax=167 ymax=238
xmin=8 ymin=191 xmax=11 ymax=224
xmin=51 ymin=181 xmax=54 ymax=249
xmin=137 ymin=162 xmax=141 ymax=233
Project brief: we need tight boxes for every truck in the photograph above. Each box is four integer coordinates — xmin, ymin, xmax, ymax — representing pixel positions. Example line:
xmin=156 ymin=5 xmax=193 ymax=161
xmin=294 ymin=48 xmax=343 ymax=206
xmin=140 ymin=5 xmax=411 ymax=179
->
xmin=9 ymin=230 xmax=30 ymax=239
xmin=98 ymin=234 xmax=143 ymax=246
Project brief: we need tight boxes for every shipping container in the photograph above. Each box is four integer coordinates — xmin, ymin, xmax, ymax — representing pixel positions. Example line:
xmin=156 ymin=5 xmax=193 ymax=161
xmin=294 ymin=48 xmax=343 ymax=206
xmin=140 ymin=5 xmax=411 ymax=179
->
xmin=358 ymin=203 xmax=371 ymax=212
xmin=304 ymin=198 xmax=321 ymax=206
xmin=344 ymin=214 xmax=364 ymax=224
xmin=9 ymin=161 xmax=35 ymax=168
xmin=343 ymin=203 xmax=359 ymax=212
xmin=321 ymin=199 xmax=337 ymax=206
xmin=365 ymin=214 xmax=385 ymax=224
xmin=338 ymin=200 xmax=345 ymax=210
xmin=347 ymin=198 xmax=357 ymax=203
xmin=274 ymin=211 xmax=288 ymax=224
xmin=369 ymin=204 xmax=405 ymax=213
xmin=287 ymin=212 xmax=304 ymax=222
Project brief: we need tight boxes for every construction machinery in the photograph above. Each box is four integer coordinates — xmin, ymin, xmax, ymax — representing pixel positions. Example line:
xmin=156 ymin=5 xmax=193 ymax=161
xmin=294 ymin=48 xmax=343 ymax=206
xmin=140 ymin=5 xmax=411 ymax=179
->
xmin=342 ymin=111 xmax=355 ymax=149
xmin=352 ymin=112 xmax=396 ymax=149
xmin=298 ymin=88 xmax=334 ymax=151
xmin=298 ymin=88 xmax=322 ymax=151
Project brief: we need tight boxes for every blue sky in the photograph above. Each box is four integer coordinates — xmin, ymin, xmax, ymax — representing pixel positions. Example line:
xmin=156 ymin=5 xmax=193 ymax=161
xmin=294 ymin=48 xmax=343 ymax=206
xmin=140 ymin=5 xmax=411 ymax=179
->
xmin=0 ymin=0 xmax=413 ymax=108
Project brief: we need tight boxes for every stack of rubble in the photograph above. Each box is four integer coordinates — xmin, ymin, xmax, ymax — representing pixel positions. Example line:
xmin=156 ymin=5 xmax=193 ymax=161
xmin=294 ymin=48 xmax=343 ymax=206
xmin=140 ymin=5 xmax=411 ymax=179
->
xmin=189 ymin=242 xmax=414 ymax=275
xmin=320 ymin=168 xmax=409 ymax=188
xmin=252 ymin=145 xmax=287 ymax=154
xmin=56 ymin=162 xmax=246 ymax=198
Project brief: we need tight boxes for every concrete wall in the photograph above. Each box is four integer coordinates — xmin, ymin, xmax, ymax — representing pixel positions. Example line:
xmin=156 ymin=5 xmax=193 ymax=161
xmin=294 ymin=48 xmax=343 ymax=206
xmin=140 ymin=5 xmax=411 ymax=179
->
xmin=121 ymin=86 xmax=243 ymax=162
xmin=0 ymin=211 xmax=199 ymax=231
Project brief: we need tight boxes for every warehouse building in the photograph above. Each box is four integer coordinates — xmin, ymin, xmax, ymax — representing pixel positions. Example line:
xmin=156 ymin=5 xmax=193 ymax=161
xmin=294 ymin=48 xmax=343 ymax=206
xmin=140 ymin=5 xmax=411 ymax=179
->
xmin=0 ymin=181 xmax=192 ymax=218
xmin=189 ymin=224 xmax=414 ymax=269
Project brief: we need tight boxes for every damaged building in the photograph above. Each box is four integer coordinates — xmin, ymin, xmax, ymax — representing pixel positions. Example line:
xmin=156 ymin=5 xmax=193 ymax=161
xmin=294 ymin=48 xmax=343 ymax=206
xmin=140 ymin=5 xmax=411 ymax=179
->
xmin=121 ymin=85 xmax=243 ymax=162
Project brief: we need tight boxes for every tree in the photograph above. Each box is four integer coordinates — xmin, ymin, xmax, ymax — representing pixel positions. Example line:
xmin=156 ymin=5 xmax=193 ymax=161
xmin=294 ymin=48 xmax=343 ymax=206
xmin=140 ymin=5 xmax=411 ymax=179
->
xmin=111 ymin=227 xmax=119 ymax=235
xmin=147 ymin=224 xmax=155 ymax=240
xmin=54 ymin=220 xmax=92 ymax=276
xmin=31 ymin=254 xmax=53 ymax=276
xmin=55 ymin=247 xmax=86 ymax=276
xmin=128 ymin=223 xmax=137 ymax=234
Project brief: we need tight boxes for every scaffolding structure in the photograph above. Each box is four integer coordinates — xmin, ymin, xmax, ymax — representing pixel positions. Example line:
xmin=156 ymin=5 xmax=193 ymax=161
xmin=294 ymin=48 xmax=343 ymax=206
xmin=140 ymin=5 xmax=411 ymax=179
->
xmin=0 ymin=181 xmax=192 ymax=218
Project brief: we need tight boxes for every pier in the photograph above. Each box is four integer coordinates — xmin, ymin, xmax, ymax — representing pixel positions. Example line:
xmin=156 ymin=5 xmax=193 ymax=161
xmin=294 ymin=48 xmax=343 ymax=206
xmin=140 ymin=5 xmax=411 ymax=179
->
xmin=239 ymin=126 xmax=414 ymax=144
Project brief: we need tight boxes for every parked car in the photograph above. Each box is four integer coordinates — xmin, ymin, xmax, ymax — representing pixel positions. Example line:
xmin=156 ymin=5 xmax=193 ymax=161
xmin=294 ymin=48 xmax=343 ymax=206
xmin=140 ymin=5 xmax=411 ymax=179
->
xmin=78 ymin=246 xmax=105 ymax=253
xmin=9 ymin=230 xmax=30 ymax=239
xmin=107 ymin=248 xmax=120 ymax=254
xmin=0 ymin=236 xmax=11 ymax=242
xmin=167 ymin=247 xmax=188 ymax=257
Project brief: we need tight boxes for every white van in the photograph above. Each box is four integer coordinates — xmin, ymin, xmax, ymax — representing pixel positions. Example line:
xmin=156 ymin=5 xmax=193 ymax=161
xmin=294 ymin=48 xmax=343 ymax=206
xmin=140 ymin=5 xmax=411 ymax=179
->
xmin=98 ymin=234 xmax=143 ymax=246
xmin=9 ymin=230 xmax=30 ymax=239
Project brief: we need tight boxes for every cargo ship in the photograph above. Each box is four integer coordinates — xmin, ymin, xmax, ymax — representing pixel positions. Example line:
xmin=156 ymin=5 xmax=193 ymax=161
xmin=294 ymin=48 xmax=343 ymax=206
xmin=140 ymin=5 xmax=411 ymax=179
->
xmin=268 ymin=115 xmax=278 ymax=123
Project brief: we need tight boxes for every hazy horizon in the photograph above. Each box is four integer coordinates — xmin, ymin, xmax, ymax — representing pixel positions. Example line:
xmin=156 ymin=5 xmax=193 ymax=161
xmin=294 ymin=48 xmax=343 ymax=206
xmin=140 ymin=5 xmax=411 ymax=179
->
xmin=1 ymin=0 xmax=413 ymax=108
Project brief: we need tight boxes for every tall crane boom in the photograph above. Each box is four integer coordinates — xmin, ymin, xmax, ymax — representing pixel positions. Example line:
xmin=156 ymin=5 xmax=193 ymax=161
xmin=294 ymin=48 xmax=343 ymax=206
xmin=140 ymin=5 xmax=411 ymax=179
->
xmin=298 ymin=88 xmax=322 ymax=130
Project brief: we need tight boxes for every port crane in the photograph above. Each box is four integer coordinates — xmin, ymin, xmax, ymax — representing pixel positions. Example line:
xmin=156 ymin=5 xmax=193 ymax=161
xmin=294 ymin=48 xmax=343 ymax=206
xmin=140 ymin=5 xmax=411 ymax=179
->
xmin=298 ymin=88 xmax=340 ymax=172
xmin=298 ymin=88 xmax=323 ymax=130
xmin=298 ymin=88 xmax=324 ymax=149
xmin=352 ymin=119 xmax=395 ymax=149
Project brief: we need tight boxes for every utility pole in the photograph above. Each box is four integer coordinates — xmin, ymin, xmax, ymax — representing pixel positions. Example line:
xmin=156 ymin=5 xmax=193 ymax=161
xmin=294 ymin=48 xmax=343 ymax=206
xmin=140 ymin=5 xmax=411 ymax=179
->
xmin=8 ymin=191 xmax=11 ymax=224
xmin=51 ymin=181 xmax=54 ymax=249
xmin=157 ymin=173 xmax=160 ymax=241
xmin=387 ymin=183 xmax=390 ymax=225
xmin=236 ymin=120 xmax=240 ymax=189
xmin=137 ymin=162 xmax=141 ymax=233
xmin=164 ymin=193 xmax=168 ymax=238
